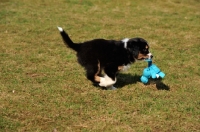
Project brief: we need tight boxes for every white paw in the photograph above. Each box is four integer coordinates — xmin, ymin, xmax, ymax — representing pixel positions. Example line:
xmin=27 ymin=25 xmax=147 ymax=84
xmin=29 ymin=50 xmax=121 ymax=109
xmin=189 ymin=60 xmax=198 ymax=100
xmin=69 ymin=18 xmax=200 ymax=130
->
xmin=99 ymin=75 xmax=116 ymax=87
xmin=99 ymin=77 xmax=106 ymax=87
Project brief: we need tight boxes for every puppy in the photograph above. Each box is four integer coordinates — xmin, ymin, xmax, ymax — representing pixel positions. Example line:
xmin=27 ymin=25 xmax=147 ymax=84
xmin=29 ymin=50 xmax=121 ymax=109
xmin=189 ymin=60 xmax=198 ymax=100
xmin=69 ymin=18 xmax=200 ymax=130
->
xmin=57 ymin=27 xmax=153 ymax=89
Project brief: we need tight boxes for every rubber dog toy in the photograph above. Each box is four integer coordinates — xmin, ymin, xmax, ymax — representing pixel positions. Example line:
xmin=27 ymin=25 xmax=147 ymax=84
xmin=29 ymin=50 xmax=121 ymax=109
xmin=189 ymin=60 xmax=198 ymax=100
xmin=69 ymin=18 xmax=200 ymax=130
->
xmin=140 ymin=59 xmax=165 ymax=84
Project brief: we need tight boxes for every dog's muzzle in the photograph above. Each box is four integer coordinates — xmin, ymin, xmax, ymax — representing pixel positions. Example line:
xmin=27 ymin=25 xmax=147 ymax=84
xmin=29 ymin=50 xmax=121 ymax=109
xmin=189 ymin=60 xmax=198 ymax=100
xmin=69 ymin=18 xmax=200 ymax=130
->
xmin=148 ymin=53 xmax=153 ymax=59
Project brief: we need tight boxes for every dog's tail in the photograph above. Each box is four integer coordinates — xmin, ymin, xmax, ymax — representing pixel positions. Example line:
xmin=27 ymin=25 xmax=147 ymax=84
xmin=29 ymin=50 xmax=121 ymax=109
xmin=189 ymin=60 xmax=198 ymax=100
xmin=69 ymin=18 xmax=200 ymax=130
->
xmin=57 ymin=27 xmax=80 ymax=52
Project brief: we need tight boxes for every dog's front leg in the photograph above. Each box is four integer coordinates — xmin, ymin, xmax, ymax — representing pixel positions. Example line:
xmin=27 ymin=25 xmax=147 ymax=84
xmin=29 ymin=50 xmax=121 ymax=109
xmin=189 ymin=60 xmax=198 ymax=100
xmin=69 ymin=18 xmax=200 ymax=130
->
xmin=118 ymin=64 xmax=131 ymax=71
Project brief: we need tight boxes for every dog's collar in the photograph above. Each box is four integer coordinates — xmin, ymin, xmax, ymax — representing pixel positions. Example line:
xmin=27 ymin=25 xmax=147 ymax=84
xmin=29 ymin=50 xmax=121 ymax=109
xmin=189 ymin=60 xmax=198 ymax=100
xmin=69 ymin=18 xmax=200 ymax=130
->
xmin=122 ymin=38 xmax=129 ymax=49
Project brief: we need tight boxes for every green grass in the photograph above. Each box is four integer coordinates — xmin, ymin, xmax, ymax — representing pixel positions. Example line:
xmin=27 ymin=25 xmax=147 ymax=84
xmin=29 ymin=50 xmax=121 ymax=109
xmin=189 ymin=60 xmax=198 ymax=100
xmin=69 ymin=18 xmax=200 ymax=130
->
xmin=0 ymin=0 xmax=200 ymax=131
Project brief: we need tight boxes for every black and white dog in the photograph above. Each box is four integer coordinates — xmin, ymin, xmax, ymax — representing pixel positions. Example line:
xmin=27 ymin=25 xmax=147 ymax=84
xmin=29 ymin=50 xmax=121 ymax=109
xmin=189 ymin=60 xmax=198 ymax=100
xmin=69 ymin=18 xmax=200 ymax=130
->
xmin=57 ymin=27 xmax=153 ymax=89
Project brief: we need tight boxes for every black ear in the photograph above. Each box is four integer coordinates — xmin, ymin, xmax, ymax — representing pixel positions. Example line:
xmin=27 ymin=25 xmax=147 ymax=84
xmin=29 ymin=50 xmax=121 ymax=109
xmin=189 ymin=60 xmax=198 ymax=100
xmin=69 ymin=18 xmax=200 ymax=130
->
xmin=127 ymin=38 xmax=149 ymax=51
xmin=126 ymin=41 xmax=139 ymax=58
xmin=131 ymin=46 xmax=139 ymax=57
xmin=129 ymin=38 xmax=148 ymax=44
xmin=126 ymin=39 xmax=140 ymax=49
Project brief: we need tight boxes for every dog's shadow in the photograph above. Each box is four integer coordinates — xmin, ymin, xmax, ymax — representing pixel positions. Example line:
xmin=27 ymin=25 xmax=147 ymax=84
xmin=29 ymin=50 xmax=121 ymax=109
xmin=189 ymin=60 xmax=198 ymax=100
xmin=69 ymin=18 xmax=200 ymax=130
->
xmin=150 ymin=79 xmax=170 ymax=90
xmin=115 ymin=73 xmax=140 ymax=88
xmin=115 ymin=73 xmax=170 ymax=90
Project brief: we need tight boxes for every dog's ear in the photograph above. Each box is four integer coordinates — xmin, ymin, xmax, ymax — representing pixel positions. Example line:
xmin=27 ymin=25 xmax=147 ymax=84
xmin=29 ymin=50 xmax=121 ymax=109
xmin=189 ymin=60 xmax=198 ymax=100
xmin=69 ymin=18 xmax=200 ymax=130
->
xmin=127 ymin=38 xmax=149 ymax=51
xmin=126 ymin=39 xmax=140 ymax=49
xmin=126 ymin=41 xmax=140 ymax=58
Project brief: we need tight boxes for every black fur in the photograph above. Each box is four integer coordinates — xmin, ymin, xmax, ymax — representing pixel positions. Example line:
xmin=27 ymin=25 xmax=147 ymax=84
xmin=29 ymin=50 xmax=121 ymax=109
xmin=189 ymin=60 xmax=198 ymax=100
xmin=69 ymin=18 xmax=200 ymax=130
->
xmin=58 ymin=27 xmax=151 ymax=88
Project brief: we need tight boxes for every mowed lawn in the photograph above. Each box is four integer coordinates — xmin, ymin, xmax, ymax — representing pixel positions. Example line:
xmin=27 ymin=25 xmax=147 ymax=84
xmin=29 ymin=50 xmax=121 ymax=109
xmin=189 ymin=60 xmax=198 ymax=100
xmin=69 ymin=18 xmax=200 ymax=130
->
xmin=0 ymin=0 xmax=200 ymax=131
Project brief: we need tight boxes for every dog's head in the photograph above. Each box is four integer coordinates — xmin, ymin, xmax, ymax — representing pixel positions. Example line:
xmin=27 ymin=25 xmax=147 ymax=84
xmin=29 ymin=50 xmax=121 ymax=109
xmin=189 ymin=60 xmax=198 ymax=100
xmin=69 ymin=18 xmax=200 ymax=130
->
xmin=124 ymin=38 xmax=153 ymax=61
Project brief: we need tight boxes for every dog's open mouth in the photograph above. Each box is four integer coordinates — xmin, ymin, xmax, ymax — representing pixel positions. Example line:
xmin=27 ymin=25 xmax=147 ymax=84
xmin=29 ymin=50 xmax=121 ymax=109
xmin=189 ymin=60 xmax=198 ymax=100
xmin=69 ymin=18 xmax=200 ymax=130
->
xmin=137 ymin=53 xmax=153 ymax=60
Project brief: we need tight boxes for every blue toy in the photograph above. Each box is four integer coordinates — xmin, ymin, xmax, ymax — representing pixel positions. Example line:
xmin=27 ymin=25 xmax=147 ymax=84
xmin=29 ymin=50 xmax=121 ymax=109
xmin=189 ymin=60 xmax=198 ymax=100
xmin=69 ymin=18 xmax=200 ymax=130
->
xmin=141 ymin=59 xmax=165 ymax=84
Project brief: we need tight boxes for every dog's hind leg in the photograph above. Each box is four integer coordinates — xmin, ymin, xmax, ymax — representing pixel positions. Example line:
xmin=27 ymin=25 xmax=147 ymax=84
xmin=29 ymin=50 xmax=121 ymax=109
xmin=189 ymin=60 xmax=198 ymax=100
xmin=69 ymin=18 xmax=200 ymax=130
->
xmin=99 ymin=65 xmax=118 ymax=89
xmin=99 ymin=75 xmax=117 ymax=90
xmin=85 ymin=61 xmax=101 ymax=83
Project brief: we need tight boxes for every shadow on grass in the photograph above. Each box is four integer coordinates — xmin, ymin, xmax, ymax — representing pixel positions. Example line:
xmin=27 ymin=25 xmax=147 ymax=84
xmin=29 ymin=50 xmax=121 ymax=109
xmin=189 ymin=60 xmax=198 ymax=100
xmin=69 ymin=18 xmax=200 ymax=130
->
xmin=143 ymin=78 xmax=170 ymax=91
xmin=115 ymin=73 xmax=141 ymax=88
xmin=93 ymin=73 xmax=139 ymax=90
xmin=154 ymin=80 xmax=170 ymax=90
xmin=95 ymin=73 xmax=170 ymax=90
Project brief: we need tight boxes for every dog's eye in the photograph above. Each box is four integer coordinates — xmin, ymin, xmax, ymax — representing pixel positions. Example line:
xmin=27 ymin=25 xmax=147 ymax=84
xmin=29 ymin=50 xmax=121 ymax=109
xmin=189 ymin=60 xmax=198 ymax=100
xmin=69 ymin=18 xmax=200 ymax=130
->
xmin=143 ymin=49 xmax=147 ymax=52
xmin=142 ymin=48 xmax=149 ymax=54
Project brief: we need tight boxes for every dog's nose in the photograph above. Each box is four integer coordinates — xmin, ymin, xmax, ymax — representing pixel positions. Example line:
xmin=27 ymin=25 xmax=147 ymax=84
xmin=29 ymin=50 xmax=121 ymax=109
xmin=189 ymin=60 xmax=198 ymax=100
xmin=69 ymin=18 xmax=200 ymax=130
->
xmin=148 ymin=53 xmax=153 ymax=59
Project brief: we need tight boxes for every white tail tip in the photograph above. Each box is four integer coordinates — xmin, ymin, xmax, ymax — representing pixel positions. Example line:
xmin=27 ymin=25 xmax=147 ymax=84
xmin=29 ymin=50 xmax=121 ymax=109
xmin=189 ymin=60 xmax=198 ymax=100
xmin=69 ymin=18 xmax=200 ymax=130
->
xmin=57 ymin=26 xmax=63 ymax=32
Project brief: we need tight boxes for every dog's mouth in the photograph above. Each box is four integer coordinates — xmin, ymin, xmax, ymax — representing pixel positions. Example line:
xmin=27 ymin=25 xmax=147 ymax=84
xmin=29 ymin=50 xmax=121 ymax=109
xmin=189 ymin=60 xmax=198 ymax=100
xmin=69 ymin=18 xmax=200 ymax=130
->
xmin=136 ymin=53 xmax=153 ymax=60
xmin=136 ymin=58 xmax=147 ymax=61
